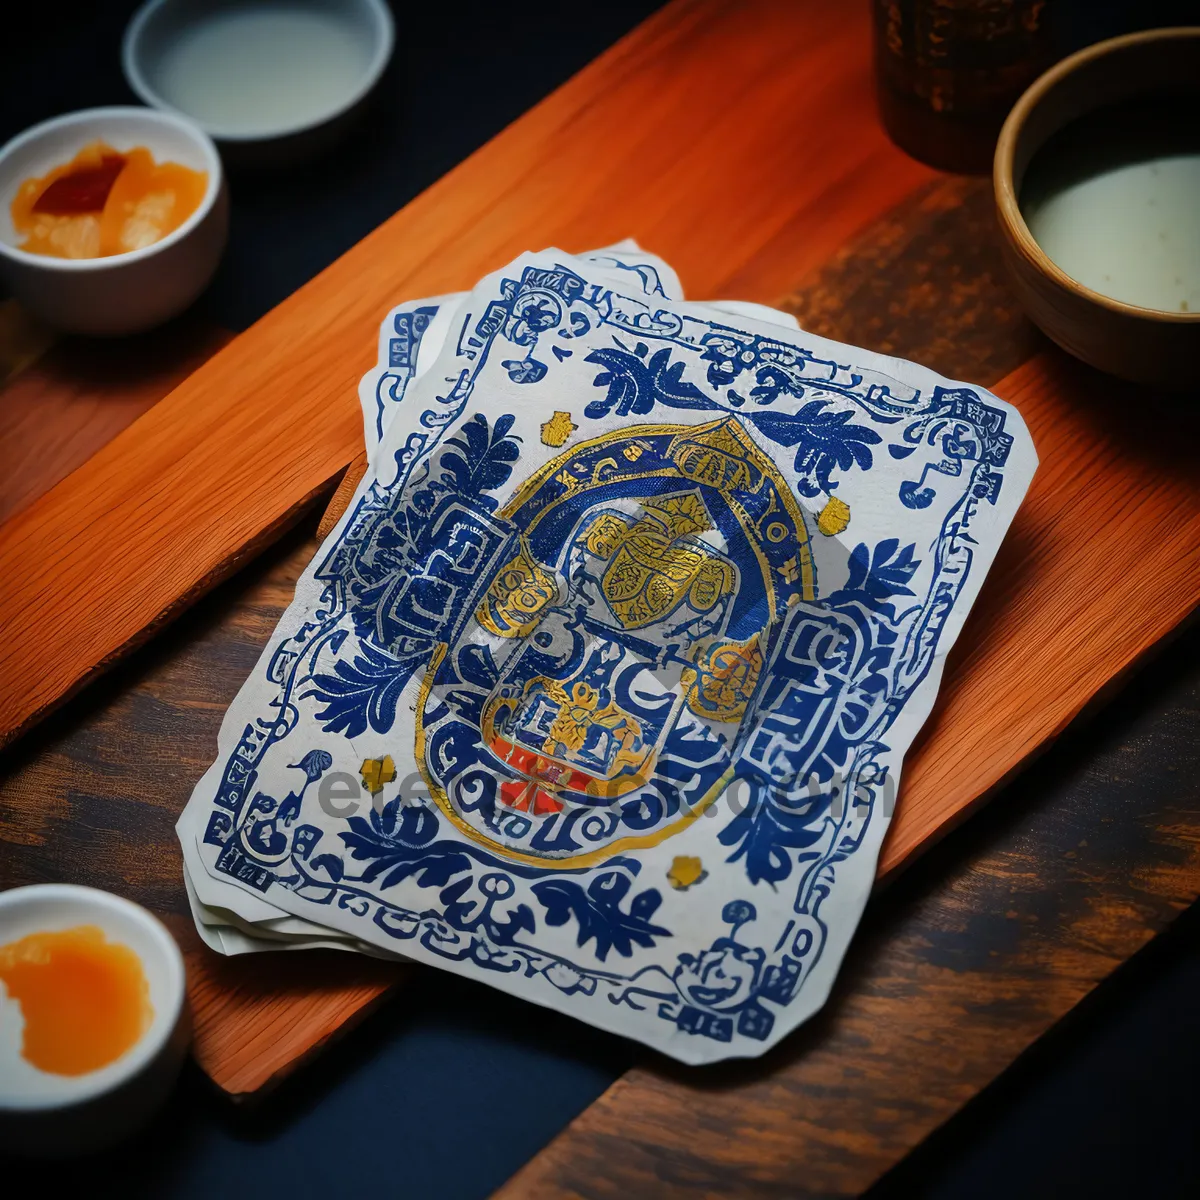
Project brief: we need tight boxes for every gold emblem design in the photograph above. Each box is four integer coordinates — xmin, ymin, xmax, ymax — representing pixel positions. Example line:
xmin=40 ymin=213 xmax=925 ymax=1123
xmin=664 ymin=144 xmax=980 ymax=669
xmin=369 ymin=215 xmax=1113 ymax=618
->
xmin=596 ymin=494 xmax=734 ymax=631
xmin=538 ymin=679 xmax=644 ymax=765
xmin=668 ymin=421 xmax=757 ymax=492
xmin=416 ymin=418 xmax=822 ymax=868
xmin=481 ymin=675 xmax=651 ymax=801
xmin=582 ymin=511 xmax=628 ymax=559
xmin=474 ymin=540 xmax=558 ymax=638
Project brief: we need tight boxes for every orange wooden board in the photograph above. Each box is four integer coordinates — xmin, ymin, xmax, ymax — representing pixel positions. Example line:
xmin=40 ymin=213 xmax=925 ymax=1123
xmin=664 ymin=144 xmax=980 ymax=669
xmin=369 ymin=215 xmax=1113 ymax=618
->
xmin=3 ymin=0 xmax=1200 ymax=1097
xmin=885 ymin=350 xmax=1200 ymax=873
xmin=0 ymin=311 xmax=232 ymax=524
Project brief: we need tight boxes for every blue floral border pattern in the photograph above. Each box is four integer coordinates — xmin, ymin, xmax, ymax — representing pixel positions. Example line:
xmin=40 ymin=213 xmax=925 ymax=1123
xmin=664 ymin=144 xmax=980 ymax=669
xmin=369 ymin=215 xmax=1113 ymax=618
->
xmin=192 ymin=255 xmax=1030 ymax=1060
xmin=371 ymin=301 xmax=443 ymax=449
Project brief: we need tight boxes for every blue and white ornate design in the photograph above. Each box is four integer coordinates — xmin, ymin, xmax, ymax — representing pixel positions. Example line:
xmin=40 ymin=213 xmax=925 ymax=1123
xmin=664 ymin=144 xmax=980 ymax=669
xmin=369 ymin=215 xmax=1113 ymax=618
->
xmin=181 ymin=248 xmax=1036 ymax=1063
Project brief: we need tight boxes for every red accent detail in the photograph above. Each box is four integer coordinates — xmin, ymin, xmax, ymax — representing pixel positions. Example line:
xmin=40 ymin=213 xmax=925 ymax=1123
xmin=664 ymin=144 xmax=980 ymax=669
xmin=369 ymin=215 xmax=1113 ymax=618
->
xmin=33 ymin=155 xmax=126 ymax=215
xmin=492 ymin=738 xmax=599 ymax=815
xmin=528 ymin=787 xmax=564 ymax=815
xmin=500 ymin=779 xmax=564 ymax=815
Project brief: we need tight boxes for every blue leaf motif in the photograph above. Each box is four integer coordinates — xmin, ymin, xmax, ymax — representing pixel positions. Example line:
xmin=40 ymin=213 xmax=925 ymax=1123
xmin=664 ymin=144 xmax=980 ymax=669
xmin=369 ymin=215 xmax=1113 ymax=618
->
xmin=439 ymin=875 xmax=537 ymax=944
xmin=531 ymin=872 xmax=671 ymax=961
xmin=835 ymin=540 xmax=919 ymax=613
xmin=310 ymin=853 xmax=344 ymax=881
xmin=294 ymin=749 xmax=333 ymax=782
xmin=303 ymin=642 xmax=415 ymax=736
xmin=584 ymin=344 xmax=717 ymax=420
xmin=746 ymin=401 xmax=881 ymax=496
xmin=339 ymin=800 xmax=473 ymax=890
xmin=438 ymin=412 xmax=521 ymax=506
xmin=899 ymin=479 xmax=935 ymax=509
xmin=717 ymin=792 xmax=827 ymax=886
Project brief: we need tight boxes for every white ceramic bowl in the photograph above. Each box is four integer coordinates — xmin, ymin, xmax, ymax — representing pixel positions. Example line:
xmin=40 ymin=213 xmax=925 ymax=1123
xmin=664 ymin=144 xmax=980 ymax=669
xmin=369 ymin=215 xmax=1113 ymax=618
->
xmin=0 ymin=885 xmax=189 ymax=1157
xmin=0 ymin=107 xmax=227 ymax=336
xmin=123 ymin=0 xmax=395 ymax=164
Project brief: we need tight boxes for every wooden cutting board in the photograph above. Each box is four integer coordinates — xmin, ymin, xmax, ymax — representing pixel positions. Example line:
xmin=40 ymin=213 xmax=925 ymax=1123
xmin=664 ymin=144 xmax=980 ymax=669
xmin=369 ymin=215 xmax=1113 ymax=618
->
xmin=3 ymin=0 xmax=1200 ymax=1097
xmin=0 ymin=0 xmax=934 ymax=750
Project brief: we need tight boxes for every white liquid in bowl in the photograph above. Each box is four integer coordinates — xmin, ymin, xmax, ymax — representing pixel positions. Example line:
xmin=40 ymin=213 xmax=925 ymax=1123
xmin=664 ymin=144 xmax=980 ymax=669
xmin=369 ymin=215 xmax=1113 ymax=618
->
xmin=1020 ymin=99 xmax=1200 ymax=316
xmin=1024 ymin=155 xmax=1200 ymax=314
xmin=151 ymin=8 xmax=374 ymax=137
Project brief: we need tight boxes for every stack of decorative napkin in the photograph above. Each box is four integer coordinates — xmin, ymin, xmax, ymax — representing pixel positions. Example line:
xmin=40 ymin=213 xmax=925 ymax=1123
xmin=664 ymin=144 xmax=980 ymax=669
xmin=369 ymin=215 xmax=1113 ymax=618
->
xmin=179 ymin=242 xmax=1034 ymax=1063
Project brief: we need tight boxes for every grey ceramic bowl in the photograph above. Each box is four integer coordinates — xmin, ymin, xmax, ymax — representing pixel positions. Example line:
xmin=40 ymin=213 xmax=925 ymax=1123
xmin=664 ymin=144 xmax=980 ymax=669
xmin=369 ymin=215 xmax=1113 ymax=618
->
xmin=122 ymin=0 xmax=395 ymax=166
xmin=994 ymin=28 xmax=1200 ymax=388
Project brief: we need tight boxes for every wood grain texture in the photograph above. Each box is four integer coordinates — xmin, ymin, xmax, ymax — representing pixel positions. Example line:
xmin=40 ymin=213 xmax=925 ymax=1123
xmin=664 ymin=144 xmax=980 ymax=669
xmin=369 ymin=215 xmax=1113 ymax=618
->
xmin=0 ymin=314 xmax=231 ymax=525
xmin=315 ymin=450 xmax=368 ymax=542
xmin=182 ymin=935 xmax=401 ymax=1098
xmin=0 ymin=0 xmax=935 ymax=750
xmin=0 ymin=300 xmax=54 ymax=390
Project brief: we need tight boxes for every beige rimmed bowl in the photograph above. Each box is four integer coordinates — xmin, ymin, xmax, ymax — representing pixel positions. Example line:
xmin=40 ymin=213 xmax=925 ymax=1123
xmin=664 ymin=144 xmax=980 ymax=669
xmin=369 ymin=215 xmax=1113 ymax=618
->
xmin=994 ymin=27 xmax=1200 ymax=389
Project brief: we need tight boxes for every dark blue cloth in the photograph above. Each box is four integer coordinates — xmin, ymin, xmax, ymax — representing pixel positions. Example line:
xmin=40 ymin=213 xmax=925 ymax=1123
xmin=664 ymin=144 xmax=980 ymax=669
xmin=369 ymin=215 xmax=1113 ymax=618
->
xmin=43 ymin=971 xmax=630 ymax=1199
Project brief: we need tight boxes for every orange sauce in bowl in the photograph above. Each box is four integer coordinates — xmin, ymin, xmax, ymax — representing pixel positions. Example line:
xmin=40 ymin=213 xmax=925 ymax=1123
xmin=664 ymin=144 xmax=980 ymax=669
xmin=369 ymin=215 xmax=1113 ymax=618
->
xmin=10 ymin=141 xmax=208 ymax=260
xmin=0 ymin=925 xmax=153 ymax=1076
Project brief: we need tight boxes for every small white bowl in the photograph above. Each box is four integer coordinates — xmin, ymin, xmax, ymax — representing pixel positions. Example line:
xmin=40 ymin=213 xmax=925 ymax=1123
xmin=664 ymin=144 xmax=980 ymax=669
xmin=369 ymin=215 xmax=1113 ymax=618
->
xmin=0 ymin=107 xmax=227 ymax=336
xmin=0 ymin=885 xmax=189 ymax=1157
xmin=123 ymin=0 xmax=395 ymax=164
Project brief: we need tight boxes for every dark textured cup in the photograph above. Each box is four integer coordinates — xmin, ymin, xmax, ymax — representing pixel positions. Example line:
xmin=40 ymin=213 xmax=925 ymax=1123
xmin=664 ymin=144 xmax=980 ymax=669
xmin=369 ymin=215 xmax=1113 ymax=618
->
xmin=874 ymin=0 xmax=1052 ymax=173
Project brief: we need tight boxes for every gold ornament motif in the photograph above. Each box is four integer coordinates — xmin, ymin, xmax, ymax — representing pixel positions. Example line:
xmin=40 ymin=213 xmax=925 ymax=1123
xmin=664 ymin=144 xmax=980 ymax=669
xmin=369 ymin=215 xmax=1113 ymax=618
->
xmin=582 ymin=512 xmax=629 ymax=559
xmin=667 ymin=855 xmax=707 ymax=891
xmin=540 ymin=410 xmax=578 ymax=447
xmin=419 ymin=418 xmax=822 ymax=867
xmin=501 ymin=418 xmax=817 ymax=609
xmin=360 ymin=756 xmax=396 ymax=796
xmin=474 ymin=540 xmax=558 ymax=638
xmin=817 ymin=495 xmax=851 ymax=536
xmin=682 ymin=634 xmax=763 ymax=722
xmin=668 ymin=421 xmax=757 ymax=492
xmin=538 ymin=679 xmax=643 ymax=763
xmin=480 ymin=675 xmax=650 ymax=803
xmin=597 ymin=494 xmax=734 ymax=630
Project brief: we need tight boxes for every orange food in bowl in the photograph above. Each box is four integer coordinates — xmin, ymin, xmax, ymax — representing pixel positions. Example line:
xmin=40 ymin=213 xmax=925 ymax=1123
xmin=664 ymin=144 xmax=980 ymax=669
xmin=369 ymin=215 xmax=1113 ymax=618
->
xmin=10 ymin=141 xmax=207 ymax=260
xmin=0 ymin=925 xmax=153 ymax=1076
